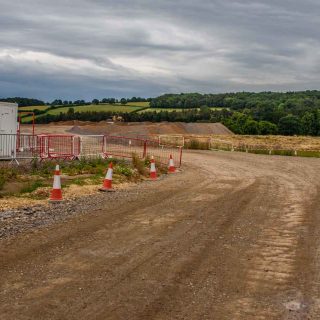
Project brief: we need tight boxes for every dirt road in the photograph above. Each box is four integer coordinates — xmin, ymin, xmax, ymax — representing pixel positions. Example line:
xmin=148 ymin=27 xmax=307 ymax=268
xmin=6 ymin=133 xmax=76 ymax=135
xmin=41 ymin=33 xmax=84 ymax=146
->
xmin=1 ymin=151 xmax=320 ymax=319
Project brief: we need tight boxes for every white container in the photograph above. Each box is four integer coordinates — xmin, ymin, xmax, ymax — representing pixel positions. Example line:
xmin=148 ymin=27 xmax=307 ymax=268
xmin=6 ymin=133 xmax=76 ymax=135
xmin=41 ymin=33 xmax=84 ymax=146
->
xmin=0 ymin=102 xmax=18 ymax=158
xmin=0 ymin=102 xmax=18 ymax=134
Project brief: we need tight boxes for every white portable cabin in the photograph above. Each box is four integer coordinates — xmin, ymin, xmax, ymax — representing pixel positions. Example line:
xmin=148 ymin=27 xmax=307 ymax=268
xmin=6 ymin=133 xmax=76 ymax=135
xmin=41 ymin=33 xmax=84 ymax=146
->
xmin=0 ymin=102 xmax=18 ymax=159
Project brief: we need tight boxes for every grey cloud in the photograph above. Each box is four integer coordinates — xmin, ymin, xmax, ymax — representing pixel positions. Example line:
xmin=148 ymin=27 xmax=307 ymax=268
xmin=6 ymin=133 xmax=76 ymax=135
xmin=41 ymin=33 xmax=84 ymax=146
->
xmin=0 ymin=0 xmax=320 ymax=100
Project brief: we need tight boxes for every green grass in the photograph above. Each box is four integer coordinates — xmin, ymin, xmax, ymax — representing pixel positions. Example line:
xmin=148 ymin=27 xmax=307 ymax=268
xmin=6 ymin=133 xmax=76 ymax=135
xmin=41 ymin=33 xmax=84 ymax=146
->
xmin=0 ymin=157 xmax=149 ymax=197
xmin=296 ymin=150 xmax=320 ymax=158
xmin=21 ymin=104 xmax=145 ymax=122
xmin=19 ymin=105 xmax=50 ymax=111
xmin=47 ymin=104 xmax=144 ymax=115
xmin=138 ymin=107 xmax=226 ymax=113
xmin=125 ymin=102 xmax=149 ymax=107
xmin=20 ymin=103 xmax=223 ymax=121
xmin=20 ymin=181 xmax=46 ymax=194
xmin=138 ymin=108 xmax=187 ymax=113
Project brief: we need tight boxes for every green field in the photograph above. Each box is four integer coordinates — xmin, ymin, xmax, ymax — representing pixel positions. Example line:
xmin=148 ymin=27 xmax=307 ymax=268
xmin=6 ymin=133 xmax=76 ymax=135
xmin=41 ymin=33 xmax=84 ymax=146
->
xmin=21 ymin=104 xmax=148 ymax=123
xmin=19 ymin=102 xmax=149 ymax=111
xmin=125 ymin=102 xmax=149 ymax=107
xmin=20 ymin=102 xmax=224 ymax=122
xmin=19 ymin=105 xmax=50 ymax=111
xmin=46 ymin=104 xmax=143 ymax=115
xmin=138 ymin=107 xmax=224 ymax=113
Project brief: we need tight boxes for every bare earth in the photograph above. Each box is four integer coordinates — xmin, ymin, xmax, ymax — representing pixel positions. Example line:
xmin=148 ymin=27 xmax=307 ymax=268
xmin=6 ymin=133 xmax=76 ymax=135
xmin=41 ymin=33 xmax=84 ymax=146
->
xmin=21 ymin=122 xmax=233 ymax=136
xmin=21 ymin=123 xmax=320 ymax=151
xmin=1 ymin=151 xmax=320 ymax=319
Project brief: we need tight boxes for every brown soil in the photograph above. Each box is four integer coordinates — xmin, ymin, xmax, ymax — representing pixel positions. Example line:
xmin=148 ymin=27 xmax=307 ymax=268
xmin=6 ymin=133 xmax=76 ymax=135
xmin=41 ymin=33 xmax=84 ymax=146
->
xmin=1 ymin=151 xmax=320 ymax=319
xmin=21 ymin=121 xmax=233 ymax=136
xmin=21 ymin=123 xmax=320 ymax=151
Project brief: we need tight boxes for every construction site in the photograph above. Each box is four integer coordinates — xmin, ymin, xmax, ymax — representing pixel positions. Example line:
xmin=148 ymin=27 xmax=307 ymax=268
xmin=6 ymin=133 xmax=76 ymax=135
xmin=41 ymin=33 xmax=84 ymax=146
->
xmin=1 ymin=102 xmax=320 ymax=319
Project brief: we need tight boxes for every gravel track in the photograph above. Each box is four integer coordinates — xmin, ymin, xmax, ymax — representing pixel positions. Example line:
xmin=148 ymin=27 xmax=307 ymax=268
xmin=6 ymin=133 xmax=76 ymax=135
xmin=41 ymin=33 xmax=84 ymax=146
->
xmin=0 ymin=150 xmax=320 ymax=319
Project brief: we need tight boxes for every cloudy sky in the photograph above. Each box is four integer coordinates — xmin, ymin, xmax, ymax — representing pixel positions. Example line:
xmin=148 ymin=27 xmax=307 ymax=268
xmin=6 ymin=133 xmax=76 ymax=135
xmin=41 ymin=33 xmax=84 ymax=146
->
xmin=1 ymin=0 xmax=320 ymax=101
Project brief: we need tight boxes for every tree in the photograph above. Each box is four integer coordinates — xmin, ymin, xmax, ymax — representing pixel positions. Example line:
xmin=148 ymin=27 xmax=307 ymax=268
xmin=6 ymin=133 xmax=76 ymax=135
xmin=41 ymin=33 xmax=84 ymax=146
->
xmin=278 ymin=115 xmax=302 ymax=135
xmin=67 ymin=107 xmax=74 ymax=116
xmin=301 ymin=110 xmax=320 ymax=136
xmin=120 ymin=98 xmax=127 ymax=105
xmin=92 ymin=99 xmax=99 ymax=105
xmin=258 ymin=121 xmax=278 ymax=135
xmin=243 ymin=119 xmax=259 ymax=134
xmin=51 ymin=99 xmax=62 ymax=105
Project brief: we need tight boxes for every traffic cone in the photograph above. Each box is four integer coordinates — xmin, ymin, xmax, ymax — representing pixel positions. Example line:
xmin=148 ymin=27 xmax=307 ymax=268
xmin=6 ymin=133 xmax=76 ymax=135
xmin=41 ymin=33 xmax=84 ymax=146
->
xmin=49 ymin=165 xmax=63 ymax=202
xmin=99 ymin=162 xmax=114 ymax=192
xmin=168 ymin=154 xmax=176 ymax=173
xmin=150 ymin=156 xmax=157 ymax=180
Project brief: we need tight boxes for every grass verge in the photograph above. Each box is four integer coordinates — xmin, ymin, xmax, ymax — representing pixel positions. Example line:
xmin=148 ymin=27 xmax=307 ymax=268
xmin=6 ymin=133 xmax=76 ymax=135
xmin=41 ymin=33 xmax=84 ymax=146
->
xmin=0 ymin=154 xmax=170 ymax=201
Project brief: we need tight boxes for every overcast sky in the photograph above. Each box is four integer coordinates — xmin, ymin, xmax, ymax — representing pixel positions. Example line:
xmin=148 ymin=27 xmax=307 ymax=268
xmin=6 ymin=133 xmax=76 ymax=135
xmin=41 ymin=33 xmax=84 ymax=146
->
xmin=1 ymin=0 xmax=320 ymax=101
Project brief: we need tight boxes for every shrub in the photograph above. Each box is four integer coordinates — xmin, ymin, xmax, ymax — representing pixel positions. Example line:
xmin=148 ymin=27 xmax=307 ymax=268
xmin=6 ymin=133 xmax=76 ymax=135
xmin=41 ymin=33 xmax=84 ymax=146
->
xmin=132 ymin=153 xmax=147 ymax=176
xmin=114 ymin=164 xmax=133 ymax=177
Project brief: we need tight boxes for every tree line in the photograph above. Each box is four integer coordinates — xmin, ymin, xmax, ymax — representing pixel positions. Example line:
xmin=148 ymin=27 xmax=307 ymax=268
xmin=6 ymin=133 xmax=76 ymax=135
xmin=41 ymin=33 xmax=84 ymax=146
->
xmin=0 ymin=97 xmax=45 ymax=107
xmin=4 ymin=91 xmax=320 ymax=136
xmin=150 ymin=91 xmax=320 ymax=136
xmin=29 ymin=104 xmax=320 ymax=136
xmin=0 ymin=97 xmax=151 ymax=107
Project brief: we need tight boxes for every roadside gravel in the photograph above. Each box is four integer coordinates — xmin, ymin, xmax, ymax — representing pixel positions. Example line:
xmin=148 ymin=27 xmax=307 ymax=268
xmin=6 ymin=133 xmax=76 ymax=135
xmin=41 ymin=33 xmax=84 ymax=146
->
xmin=0 ymin=184 xmax=144 ymax=239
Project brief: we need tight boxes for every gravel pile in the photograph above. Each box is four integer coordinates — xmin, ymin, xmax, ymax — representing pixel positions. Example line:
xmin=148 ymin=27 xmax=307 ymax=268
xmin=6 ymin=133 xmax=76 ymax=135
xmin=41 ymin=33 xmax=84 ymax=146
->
xmin=0 ymin=189 xmax=138 ymax=239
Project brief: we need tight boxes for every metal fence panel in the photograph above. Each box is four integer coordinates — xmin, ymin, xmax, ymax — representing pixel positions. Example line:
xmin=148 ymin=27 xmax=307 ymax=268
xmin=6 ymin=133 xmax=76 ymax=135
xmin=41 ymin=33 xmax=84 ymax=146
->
xmin=0 ymin=134 xmax=16 ymax=160
xmin=103 ymin=135 xmax=182 ymax=167
xmin=0 ymin=133 xmax=183 ymax=166
xmin=38 ymin=135 xmax=80 ymax=160
xmin=17 ymin=134 xmax=38 ymax=158
xmin=104 ymin=135 xmax=146 ymax=159
xmin=80 ymin=135 xmax=105 ymax=158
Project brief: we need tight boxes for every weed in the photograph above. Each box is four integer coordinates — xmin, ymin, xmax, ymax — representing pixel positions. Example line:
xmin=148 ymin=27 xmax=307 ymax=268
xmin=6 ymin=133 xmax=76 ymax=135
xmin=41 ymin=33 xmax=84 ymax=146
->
xmin=296 ymin=150 xmax=320 ymax=158
xmin=272 ymin=150 xmax=295 ymax=156
xmin=0 ymin=176 xmax=5 ymax=190
xmin=114 ymin=164 xmax=133 ymax=177
xmin=20 ymin=180 xmax=44 ymax=194
xmin=132 ymin=153 xmax=147 ymax=176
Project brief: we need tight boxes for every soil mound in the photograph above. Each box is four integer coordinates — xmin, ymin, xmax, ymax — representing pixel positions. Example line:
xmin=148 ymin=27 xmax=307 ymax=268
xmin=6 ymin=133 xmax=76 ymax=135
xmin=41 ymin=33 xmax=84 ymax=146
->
xmin=68 ymin=122 xmax=233 ymax=136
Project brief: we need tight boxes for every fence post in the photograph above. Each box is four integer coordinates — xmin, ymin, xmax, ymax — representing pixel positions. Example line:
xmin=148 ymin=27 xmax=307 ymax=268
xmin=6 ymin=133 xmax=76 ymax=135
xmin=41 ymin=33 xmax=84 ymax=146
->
xmin=179 ymin=147 xmax=183 ymax=167
xmin=102 ymin=135 xmax=106 ymax=155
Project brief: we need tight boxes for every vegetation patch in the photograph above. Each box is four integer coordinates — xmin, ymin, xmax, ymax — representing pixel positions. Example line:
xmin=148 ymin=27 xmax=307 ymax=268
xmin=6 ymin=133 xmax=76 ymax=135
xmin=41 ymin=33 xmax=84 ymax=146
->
xmin=0 ymin=156 xmax=156 ymax=199
xmin=184 ymin=139 xmax=211 ymax=150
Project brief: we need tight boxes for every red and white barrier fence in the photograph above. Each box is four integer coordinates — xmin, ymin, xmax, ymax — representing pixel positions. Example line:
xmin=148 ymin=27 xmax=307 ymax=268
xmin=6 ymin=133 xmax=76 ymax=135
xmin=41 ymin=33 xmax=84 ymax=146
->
xmin=0 ymin=133 xmax=183 ymax=166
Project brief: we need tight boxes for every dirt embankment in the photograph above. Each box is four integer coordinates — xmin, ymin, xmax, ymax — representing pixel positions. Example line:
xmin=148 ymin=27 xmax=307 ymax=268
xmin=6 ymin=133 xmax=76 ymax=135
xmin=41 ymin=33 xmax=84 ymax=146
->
xmin=1 ymin=151 xmax=320 ymax=319
xmin=21 ymin=122 xmax=233 ymax=136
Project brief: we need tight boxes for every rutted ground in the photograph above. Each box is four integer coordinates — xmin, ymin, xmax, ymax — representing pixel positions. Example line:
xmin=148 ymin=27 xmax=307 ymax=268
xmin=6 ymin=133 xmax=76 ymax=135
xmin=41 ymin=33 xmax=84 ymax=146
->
xmin=0 ymin=151 xmax=320 ymax=319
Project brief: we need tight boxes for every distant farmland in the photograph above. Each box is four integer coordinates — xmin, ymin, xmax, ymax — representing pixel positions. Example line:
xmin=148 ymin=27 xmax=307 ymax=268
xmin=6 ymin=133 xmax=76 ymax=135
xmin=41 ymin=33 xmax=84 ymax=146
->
xmin=18 ymin=102 xmax=226 ymax=123
xmin=19 ymin=102 xmax=150 ymax=122
xmin=138 ymin=107 xmax=225 ymax=113
xmin=19 ymin=105 xmax=50 ymax=111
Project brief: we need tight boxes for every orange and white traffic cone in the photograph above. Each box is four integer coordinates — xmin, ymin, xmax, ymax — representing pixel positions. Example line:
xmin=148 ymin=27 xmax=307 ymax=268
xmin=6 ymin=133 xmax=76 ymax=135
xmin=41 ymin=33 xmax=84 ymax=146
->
xmin=168 ymin=154 xmax=176 ymax=173
xmin=49 ymin=165 xmax=63 ymax=202
xmin=99 ymin=162 xmax=114 ymax=192
xmin=150 ymin=156 xmax=157 ymax=180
